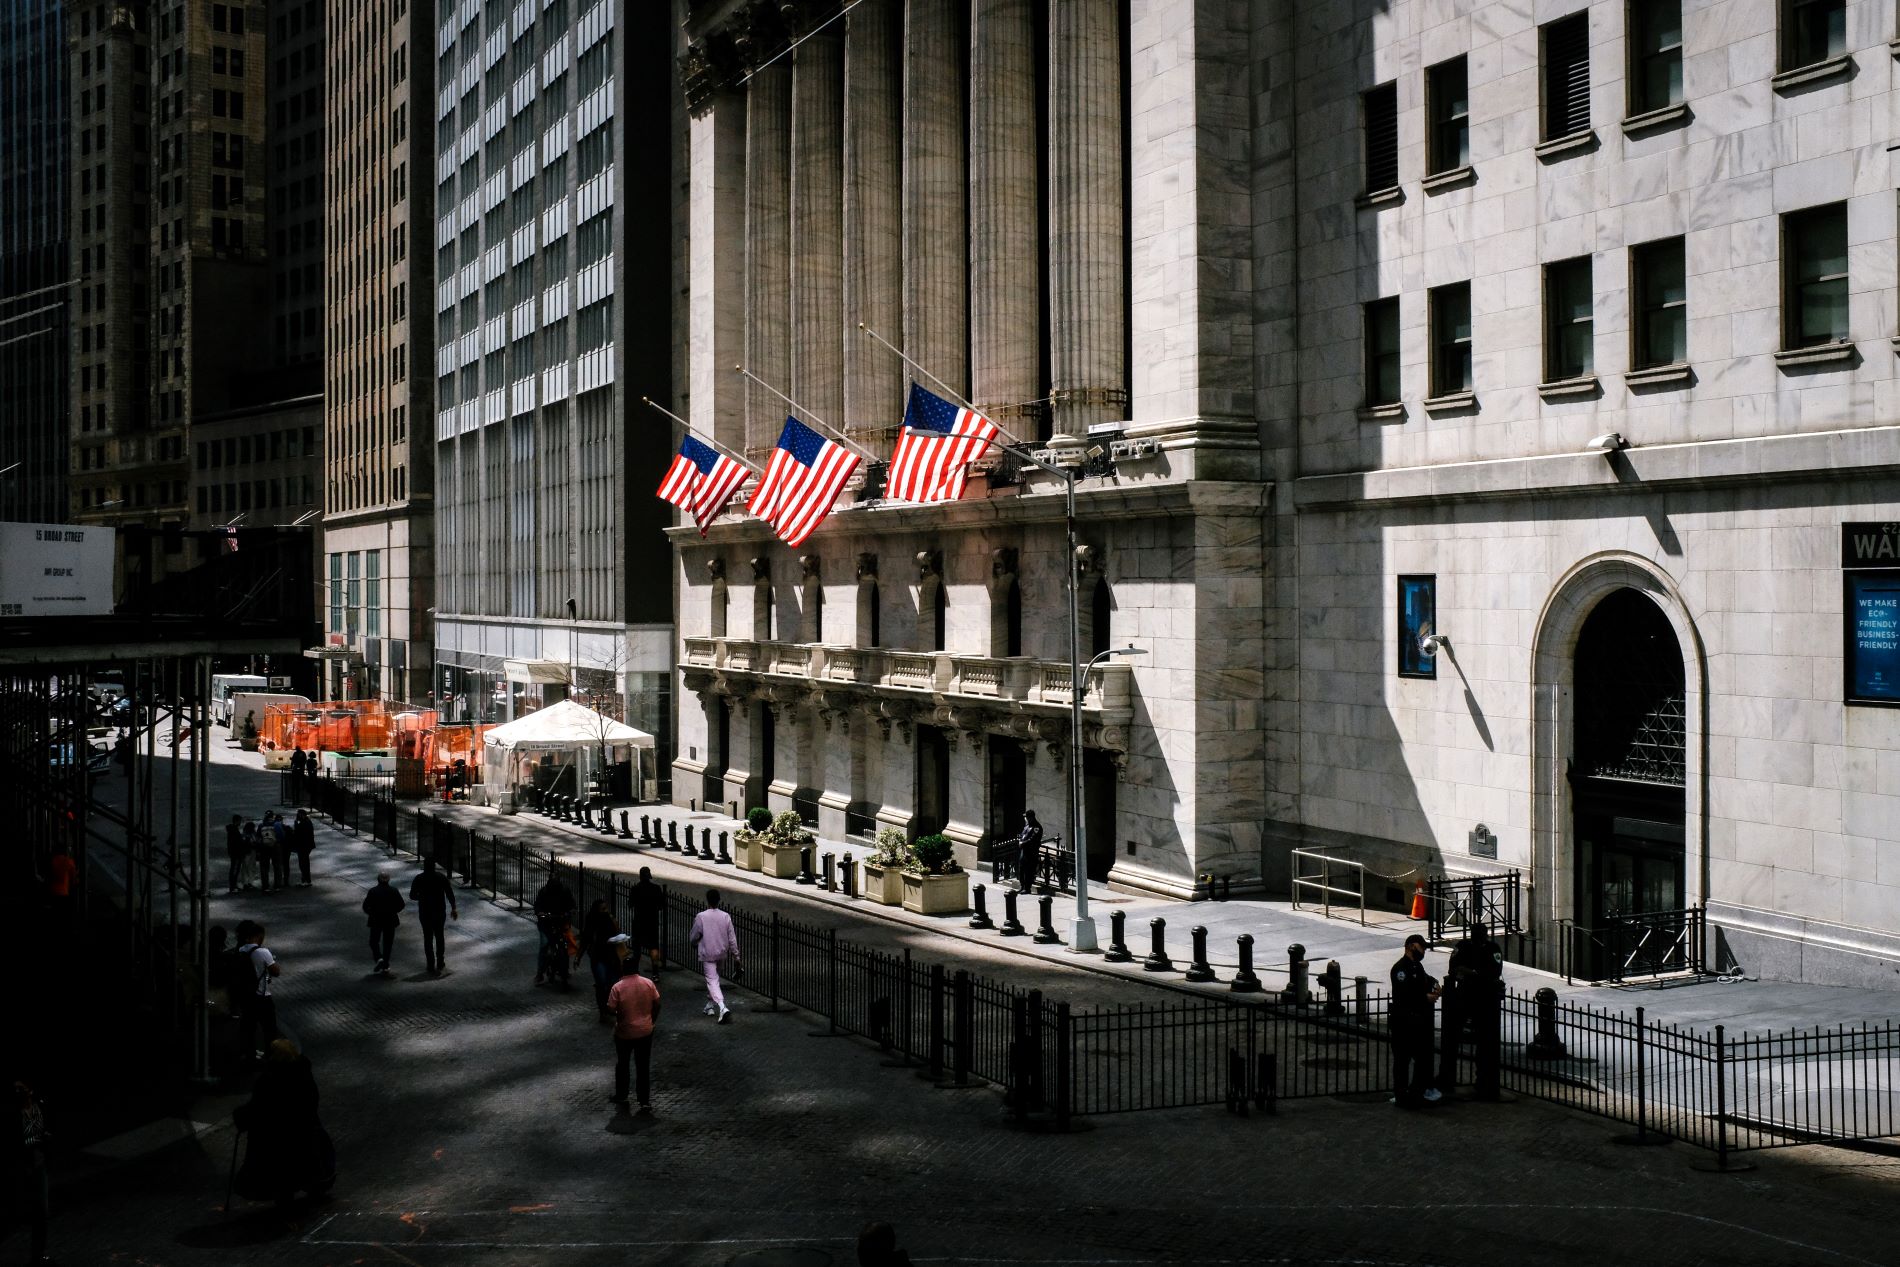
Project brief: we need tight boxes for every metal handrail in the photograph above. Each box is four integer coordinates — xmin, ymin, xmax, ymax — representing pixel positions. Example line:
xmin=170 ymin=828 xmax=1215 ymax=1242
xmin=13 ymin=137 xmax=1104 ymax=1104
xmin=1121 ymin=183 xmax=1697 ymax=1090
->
xmin=1290 ymin=848 xmax=1368 ymax=926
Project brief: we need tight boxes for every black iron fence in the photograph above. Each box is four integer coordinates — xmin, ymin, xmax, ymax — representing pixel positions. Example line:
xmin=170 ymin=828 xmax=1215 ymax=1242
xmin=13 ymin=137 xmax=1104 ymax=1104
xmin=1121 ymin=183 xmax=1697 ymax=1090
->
xmin=1426 ymin=872 xmax=1523 ymax=941
xmin=292 ymin=779 xmax=1900 ymax=1159
xmin=1555 ymin=907 xmax=1706 ymax=984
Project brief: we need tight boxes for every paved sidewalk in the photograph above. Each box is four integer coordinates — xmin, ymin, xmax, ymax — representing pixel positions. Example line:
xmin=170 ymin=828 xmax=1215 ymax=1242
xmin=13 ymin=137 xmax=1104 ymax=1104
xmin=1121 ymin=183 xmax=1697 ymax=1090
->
xmin=11 ymin=736 xmax=1900 ymax=1266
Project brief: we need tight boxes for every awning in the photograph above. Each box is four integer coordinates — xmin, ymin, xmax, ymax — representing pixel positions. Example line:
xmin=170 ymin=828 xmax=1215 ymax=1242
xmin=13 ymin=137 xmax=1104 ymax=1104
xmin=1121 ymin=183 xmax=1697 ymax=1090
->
xmin=302 ymin=646 xmax=363 ymax=662
xmin=503 ymin=658 xmax=570 ymax=685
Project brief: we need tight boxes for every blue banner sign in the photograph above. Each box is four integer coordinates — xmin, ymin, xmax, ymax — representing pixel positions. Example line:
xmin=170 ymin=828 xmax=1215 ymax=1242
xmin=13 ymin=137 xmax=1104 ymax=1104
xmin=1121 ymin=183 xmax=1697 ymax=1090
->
xmin=1846 ymin=572 xmax=1900 ymax=705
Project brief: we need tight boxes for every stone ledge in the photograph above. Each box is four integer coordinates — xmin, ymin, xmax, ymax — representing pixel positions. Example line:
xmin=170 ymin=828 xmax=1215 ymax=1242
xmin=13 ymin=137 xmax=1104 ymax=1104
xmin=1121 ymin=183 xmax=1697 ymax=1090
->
xmin=1624 ymin=362 xmax=1694 ymax=389
xmin=1421 ymin=390 xmax=1477 ymax=414
xmin=1771 ymin=54 xmax=1854 ymax=93
xmin=1357 ymin=401 xmax=1406 ymax=423
xmin=1774 ymin=341 xmax=1856 ymax=370
xmin=1354 ymin=185 xmax=1405 ymax=210
xmin=1621 ymin=102 xmax=1691 ymax=137
xmin=1536 ymin=374 xmax=1600 ymax=401
xmin=1533 ymin=129 xmax=1598 ymax=162
xmin=1421 ymin=164 xmax=1476 ymax=194
xmin=1291 ymin=422 xmax=1900 ymax=509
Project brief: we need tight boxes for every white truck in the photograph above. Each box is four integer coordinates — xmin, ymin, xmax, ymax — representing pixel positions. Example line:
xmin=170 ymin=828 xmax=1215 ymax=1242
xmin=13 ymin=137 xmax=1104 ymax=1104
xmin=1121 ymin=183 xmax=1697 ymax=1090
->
xmin=210 ymin=674 xmax=268 ymax=726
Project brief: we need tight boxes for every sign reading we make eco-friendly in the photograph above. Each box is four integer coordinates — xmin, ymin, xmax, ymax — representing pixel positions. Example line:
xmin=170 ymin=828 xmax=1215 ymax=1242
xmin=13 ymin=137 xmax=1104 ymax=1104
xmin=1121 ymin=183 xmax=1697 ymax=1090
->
xmin=1843 ymin=523 xmax=1900 ymax=707
xmin=0 ymin=523 xmax=115 ymax=618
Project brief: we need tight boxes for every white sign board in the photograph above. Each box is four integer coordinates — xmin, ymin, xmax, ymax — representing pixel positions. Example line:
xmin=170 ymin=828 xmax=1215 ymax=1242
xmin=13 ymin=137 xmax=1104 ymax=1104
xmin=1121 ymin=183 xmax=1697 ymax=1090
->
xmin=0 ymin=523 xmax=116 ymax=617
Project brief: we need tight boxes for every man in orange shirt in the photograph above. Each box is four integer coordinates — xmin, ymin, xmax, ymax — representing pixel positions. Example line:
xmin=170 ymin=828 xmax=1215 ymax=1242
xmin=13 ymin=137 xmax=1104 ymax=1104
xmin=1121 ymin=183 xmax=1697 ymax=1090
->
xmin=605 ymin=936 xmax=660 ymax=1113
xmin=44 ymin=846 xmax=76 ymax=922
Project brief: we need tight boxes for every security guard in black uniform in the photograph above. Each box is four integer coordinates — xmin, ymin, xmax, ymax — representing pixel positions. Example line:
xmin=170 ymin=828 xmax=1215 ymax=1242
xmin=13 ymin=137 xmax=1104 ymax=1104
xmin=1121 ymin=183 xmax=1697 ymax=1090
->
xmin=1389 ymin=934 xmax=1441 ymax=1107
xmin=1438 ymin=919 xmax=1505 ymax=1100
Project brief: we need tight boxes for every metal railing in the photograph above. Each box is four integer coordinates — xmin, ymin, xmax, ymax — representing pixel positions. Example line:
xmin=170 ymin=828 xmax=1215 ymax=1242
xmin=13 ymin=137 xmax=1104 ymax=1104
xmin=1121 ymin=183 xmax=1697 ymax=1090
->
xmin=1426 ymin=872 xmax=1523 ymax=941
xmin=989 ymin=836 xmax=1073 ymax=892
xmin=293 ymin=780 xmax=1900 ymax=1158
xmin=1290 ymin=848 xmax=1372 ymax=925
xmin=1557 ymin=906 xmax=1706 ymax=984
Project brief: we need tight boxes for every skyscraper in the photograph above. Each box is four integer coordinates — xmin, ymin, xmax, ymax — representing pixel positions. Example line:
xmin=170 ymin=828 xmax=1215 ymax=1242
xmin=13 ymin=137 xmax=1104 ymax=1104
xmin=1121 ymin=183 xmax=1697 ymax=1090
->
xmin=0 ymin=1 xmax=70 ymax=524
xmin=319 ymin=0 xmax=434 ymax=703
xmin=429 ymin=0 xmax=676 ymax=742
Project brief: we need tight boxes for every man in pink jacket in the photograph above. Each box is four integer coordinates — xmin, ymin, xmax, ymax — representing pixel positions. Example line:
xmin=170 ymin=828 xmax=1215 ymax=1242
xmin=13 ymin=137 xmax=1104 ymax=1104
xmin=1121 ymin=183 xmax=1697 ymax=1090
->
xmin=688 ymin=888 xmax=741 ymax=1024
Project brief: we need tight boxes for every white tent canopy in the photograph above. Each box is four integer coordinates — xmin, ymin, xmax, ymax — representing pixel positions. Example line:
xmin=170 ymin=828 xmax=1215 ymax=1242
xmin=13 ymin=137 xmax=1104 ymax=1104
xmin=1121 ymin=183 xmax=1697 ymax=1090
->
xmin=481 ymin=699 xmax=655 ymax=804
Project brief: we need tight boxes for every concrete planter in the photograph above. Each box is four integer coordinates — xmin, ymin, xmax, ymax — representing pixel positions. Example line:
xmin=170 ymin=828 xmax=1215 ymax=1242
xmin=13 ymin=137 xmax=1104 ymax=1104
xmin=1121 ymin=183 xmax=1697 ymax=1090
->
xmin=901 ymin=870 xmax=969 ymax=916
xmin=761 ymin=838 xmax=808 ymax=879
xmin=862 ymin=861 xmax=906 ymax=906
xmin=734 ymin=833 xmax=763 ymax=872
xmin=239 ymin=736 xmax=259 ymax=752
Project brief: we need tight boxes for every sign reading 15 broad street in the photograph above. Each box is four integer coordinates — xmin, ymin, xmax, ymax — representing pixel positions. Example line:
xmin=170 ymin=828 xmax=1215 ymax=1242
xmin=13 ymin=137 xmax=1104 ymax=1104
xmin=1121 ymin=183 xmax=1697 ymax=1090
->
xmin=0 ymin=523 xmax=116 ymax=618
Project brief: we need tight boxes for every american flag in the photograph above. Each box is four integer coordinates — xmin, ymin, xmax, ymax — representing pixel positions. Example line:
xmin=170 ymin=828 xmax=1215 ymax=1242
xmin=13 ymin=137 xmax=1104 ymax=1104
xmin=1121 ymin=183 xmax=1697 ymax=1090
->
xmin=748 ymin=416 xmax=860 ymax=547
xmin=886 ymin=382 xmax=999 ymax=503
xmin=657 ymin=435 xmax=751 ymax=536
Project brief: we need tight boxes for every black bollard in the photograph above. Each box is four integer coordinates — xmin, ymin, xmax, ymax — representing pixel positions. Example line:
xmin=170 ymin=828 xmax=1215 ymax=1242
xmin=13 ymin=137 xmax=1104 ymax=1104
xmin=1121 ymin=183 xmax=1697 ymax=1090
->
xmin=1319 ymin=959 xmax=1344 ymax=1016
xmin=796 ymin=845 xmax=815 ymax=885
xmin=618 ymin=811 xmax=632 ymax=839
xmin=602 ymin=807 xmax=619 ymax=835
xmin=1282 ymin=943 xmax=1310 ymax=1005
xmin=1185 ymin=926 xmax=1217 ymax=982
xmin=841 ymin=853 xmax=856 ymax=899
xmin=1354 ymin=975 xmax=1370 ymax=1025
xmin=969 ymin=883 xmax=995 ymax=930
xmin=1526 ymin=987 xmax=1568 ymax=1059
xmin=716 ymin=831 xmax=732 ymax=865
xmin=1000 ymin=889 xmax=1025 ymax=936
xmin=1033 ymin=895 xmax=1060 ymax=944
xmin=667 ymin=821 xmax=679 ymax=851
xmin=1142 ymin=918 xmax=1175 ymax=972
xmin=640 ymin=815 xmax=653 ymax=843
xmin=820 ymin=852 xmax=835 ymax=891
xmin=699 ymin=828 xmax=715 ymax=860
xmin=1230 ymin=933 xmax=1261 ymax=992
xmin=1103 ymin=910 xmax=1133 ymax=962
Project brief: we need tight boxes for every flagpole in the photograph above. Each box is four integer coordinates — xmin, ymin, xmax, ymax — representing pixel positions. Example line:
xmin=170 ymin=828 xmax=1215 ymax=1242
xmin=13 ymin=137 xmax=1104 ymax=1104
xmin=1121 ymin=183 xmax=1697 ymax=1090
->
xmin=854 ymin=323 xmax=1100 ymax=953
xmin=640 ymin=396 xmax=764 ymax=474
xmin=733 ymin=365 xmax=879 ymax=463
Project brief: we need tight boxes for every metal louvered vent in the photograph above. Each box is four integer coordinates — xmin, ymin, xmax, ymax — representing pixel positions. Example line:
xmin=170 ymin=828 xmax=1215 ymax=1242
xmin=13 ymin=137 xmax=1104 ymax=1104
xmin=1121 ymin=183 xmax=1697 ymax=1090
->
xmin=1544 ymin=14 xmax=1590 ymax=139
xmin=1364 ymin=83 xmax=1399 ymax=191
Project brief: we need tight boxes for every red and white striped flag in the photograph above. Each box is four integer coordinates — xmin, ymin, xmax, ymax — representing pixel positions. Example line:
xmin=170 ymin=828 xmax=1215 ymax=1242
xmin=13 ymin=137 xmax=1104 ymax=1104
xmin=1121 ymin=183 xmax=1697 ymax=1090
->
xmin=657 ymin=435 xmax=750 ymax=536
xmin=748 ymin=417 xmax=860 ymax=547
xmin=886 ymin=382 xmax=999 ymax=503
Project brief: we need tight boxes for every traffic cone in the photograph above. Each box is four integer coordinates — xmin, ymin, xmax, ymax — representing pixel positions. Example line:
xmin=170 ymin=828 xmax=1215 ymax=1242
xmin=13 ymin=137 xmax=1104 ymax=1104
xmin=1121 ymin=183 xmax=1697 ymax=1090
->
xmin=1409 ymin=880 xmax=1427 ymax=921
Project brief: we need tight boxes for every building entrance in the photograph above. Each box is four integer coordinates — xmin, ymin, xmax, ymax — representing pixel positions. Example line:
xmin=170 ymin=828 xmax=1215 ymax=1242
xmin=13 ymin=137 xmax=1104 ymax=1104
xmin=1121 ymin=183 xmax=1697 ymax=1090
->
xmin=988 ymin=741 xmax=1026 ymax=848
xmin=915 ymin=725 xmax=950 ymax=838
xmin=1570 ymin=588 xmax=1688 ymax=977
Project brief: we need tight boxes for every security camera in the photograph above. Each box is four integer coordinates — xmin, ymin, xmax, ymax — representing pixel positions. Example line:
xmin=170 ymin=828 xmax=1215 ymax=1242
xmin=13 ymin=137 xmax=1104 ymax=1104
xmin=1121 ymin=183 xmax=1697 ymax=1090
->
xmin=1419 ymin=633 xmax=1446 ymax=657
xmin=1584 ymin=431 xmax=1627 ymax=454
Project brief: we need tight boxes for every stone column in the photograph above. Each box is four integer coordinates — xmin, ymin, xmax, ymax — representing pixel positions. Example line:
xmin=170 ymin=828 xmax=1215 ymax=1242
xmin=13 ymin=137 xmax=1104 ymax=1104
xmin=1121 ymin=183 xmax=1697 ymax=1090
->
xmin=843 ymin=0 xmax=902 ymax=438
xmin=790 ymin=27 xmax=844 ymax=427
xmin=687 ymin=81 xmax=748 ymax=456
xmin=1048 ymin=0 xmax=1125 ymax=438
xmin=744 ymin=57 xmax=792 ymax=454
xmin=873 ymin=716 xmax=919 ymax=836
xmin=816 ymin=707 xmax=854 ymax=840
xmin=902 ymin=0 xmax=968 ymax=399
xmin=969 ymin=0 xmax=1040 ymax=424
xmin=943 ymin=731 xmax=992 ymax=871
xmin=721 ymin=693 xmax=761 ymax=813
xmin=766 ymin=700 xmax=802 ymax=813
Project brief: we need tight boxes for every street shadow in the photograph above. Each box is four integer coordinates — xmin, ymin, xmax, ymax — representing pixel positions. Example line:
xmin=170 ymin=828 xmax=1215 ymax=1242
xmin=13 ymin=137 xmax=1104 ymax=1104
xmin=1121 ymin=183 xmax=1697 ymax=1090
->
xmin=605 ymin=1108 xmax=658 ymax=1136
xmin=175 ymin=1197 xmax=332 ymax=1248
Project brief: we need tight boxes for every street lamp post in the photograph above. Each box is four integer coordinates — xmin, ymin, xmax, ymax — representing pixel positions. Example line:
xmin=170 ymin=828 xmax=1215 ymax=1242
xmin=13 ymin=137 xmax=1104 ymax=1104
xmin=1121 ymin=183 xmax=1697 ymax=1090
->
xmin=1069 ymin=644 xmax=1145 ymax=951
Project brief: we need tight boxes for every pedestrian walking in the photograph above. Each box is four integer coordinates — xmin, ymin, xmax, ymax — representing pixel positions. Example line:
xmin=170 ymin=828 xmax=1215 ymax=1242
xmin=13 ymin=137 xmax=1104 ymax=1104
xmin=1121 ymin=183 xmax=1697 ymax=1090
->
xmin=234 ymin=921 xmax=283 ymax=1059
xmin=225 ymin=814 xmax=248 ymax=894
xmin=291 ymin=809 xmax=316 ymax=886
xmin=407 ymin=858 xmax=458 ymax=975
xmin=1438 ymin=920 xmax=1505 ymax=1101
xmin=288 ymin=747 xmax=307 ymax=800
xmin=580 ymin=898 xmax=622 ymax=1022
xmin=231 ymin=1040 xmax=334 ymax=1204
xmin=629 ymin=867 xmax=665 ymax=973
xmin=1013 ymin=809 xmax=1044 ymax=892
xmin=269 ymin=813 xmax=293 ymax=894
xmin=532 ymin=872 xmax=576 ymax=987
xmin=361 ymin=871 xmax=405 ymax=975
xmin=1389 ymin=933 xmax=1442 ymax=1108
xmin=12 ymin=1078 xmax=53 ymax=1266
xmin=688 ymin=889 xmax=741 ymax=1024
xmin=606 ymin=939 xmax=660 ymax=1111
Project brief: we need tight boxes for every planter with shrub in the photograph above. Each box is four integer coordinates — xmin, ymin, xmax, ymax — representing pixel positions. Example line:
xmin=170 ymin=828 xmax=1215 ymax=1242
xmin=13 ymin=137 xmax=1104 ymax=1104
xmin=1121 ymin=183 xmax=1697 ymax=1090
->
xmin=900 ymin=832 xmax=969 ymax=915
xmin=861 ymin=827 xmax=910 ymax=905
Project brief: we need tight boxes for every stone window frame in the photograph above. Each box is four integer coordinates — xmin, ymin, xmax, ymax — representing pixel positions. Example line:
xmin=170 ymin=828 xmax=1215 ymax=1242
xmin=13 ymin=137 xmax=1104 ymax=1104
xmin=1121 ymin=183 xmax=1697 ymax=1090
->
xmin=1363 ymin=296 xmax=1402 ymax=408
xmin=1427 ymin=281 xmax=1473 ymax=399
xmin=1780 ymin=0 xmax=1846 ymax=73
xmin=1626 ymin=0 xmax=1684 ymax=118
xmin=1360 ymin=81 xmax=1400 ymax=197
xmin=1424 ymin=56 xmax=1469 ymax=177
xmin=1629 ymin=235 xmax=1688 ymax=374
xmin=1781 ymin=201 xmax=1850 ymax=352
xmin=1542 ymin=254 xmax=1595 ymax=384
xmin=1539 ymin=11 xmax=1591 ymax=143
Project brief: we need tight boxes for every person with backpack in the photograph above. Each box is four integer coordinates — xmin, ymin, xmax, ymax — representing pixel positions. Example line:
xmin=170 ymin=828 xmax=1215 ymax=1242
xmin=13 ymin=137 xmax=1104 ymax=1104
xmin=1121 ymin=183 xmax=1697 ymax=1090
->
xmin=233 ymin=921 xmax=282 ymax=1061
xmin=291 ymin=810 xmax=316 ymax=887
xmin=407 ymin=858 xmax=458 ymax=975
xmin=361 ymin=872 xmax=405 ymax=975
xmin=531 ymin=874 xmax=575 ymax=987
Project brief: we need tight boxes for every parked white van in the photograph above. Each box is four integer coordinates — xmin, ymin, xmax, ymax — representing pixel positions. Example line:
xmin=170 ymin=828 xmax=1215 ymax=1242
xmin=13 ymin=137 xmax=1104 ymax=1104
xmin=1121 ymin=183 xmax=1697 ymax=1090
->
xmin=211 ymin=674 xmax=268 ymax=726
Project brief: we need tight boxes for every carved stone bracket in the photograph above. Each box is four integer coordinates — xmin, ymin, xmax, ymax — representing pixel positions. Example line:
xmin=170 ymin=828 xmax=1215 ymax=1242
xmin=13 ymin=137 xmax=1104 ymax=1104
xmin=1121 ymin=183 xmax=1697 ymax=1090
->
xmin=706 ymin=556 xmax=726 ymax=581
xmin=856 ymin=552 xmax=878 ymax=580
xmin=750 ymin=555 xmax=771 ymax=582
xmin=800 ymin=553 xmax=821 ymax=579
xmin=990 ymin=546 xmax=1018 ymax=579
xmin=1073 ymin=543 xmax=1100 ymax=575
xmin=915 ymin=549 xmax=942 ymax=580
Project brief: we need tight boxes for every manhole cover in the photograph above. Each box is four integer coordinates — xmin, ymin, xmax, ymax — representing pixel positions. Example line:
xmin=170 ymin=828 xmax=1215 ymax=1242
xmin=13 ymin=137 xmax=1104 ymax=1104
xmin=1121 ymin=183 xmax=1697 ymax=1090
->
xmin=728 ymin=1251 xmax=833 ymax=1267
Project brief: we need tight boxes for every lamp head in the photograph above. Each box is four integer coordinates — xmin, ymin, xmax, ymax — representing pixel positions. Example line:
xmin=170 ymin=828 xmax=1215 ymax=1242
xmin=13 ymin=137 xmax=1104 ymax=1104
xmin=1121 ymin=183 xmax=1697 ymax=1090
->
xmin=1584 ymin=431 xmax=1627 ymax=455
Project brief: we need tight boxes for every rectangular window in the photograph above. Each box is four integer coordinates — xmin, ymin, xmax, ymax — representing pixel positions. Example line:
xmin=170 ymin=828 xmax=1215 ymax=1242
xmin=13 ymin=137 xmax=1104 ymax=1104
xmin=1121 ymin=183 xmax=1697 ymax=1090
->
xmin=1397 ymin=576 xmax=1437 ymax=679
xmin=365 ymin=550 xmax=383 ymax=638
xmin=1783 ymin=0 xmax=1845 ymax=71
xmin=328 ymin=553 xmax=344 ymax=632
xmin=1426 ymin=57 xmax=1469 ymax=174
xmin=1428 ymin=282 xmax=1472 ymax=396
xmin=1363 ymin=297 xmax=1401 ymax=406
xmin=1542 ymin=13 xmax=1590 ymax=139
xmin=1363 ymin=82 xmax=1399 ymax=193
xmin=1631 ymin=237 xmax=1687 ymax=369
xmin=1784 ymin=202 xmax=1848 ymax=348
xmin=1544 ymin=256 xmax=1594 ymax=381
xmin=1844 ymin=570 xmax=1900 ymax=705
xmin=345 ymin=552 xmax=362 ymax=636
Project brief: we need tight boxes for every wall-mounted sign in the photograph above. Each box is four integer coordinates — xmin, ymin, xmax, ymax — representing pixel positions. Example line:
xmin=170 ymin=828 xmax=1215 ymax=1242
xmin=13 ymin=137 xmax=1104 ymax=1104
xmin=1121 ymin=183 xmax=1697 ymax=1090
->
xmin=0 ymin=523 xmax=115 ymax=617
xmin=1845 ymin=571 xmax=1900 ymax=706
xmin=1397 ymin=575 xmax=1437 ymax=679
xmin=1842 ymin=522 xmax=1900 ymax=568
xmin=1468 ymin=823 xmax=1497 ymax=859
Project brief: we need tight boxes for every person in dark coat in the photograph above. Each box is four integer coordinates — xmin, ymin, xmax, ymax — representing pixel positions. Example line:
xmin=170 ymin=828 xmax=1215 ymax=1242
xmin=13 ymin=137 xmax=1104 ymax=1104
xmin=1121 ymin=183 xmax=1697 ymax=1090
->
xmin=269 ymin=812 xmax=293 ymax=894
xmin=361 ymin=872 xmax=405 ymax=975
xmin=1389 ymin=934 xmax=1442 ymax=1108
xmin=629 ymin=867 xmax=665 ymax=973
xmin=232 ymin=1040 xmax=333 ymax=1205
xmin=1438 ymin=920 xmax=1505 ymax=1100
xmin=291 ymin=810 xmax=316 ymax=886
xmin=532 ymin=874 xmax=576 ymax=987
xmin=225 ymin=814 xmax=249 ymax=894
xmin=580 ymin=898 xmax=622 ymax=1022
xmin=1013 ymin=810 xmax=1044 ymax=892
xmin=408 ymin=858 xmax=458 ymax=975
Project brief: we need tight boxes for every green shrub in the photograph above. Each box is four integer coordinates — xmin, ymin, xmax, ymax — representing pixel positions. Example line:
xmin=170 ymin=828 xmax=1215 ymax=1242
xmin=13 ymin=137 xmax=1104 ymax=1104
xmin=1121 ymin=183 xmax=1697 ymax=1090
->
xmin=747 ymin=806 xmax=773 ymax=832
xmin=871 ymin=827 xmax=909 ymax=867
xmin=908 ymin=833 xmax=959 ymax=876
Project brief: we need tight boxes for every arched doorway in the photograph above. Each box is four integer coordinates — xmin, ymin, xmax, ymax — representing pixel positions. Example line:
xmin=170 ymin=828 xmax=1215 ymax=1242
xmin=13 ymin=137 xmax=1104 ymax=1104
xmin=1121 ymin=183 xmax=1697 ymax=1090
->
xmin=1572 ymin=589 xmax=1686 ymax=930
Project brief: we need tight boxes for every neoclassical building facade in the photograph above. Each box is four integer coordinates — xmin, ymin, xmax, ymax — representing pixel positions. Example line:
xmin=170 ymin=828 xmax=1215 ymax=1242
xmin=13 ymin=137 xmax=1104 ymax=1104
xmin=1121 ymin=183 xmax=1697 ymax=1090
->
xmin=669 ymin=0 xmax=1900 ymax=987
